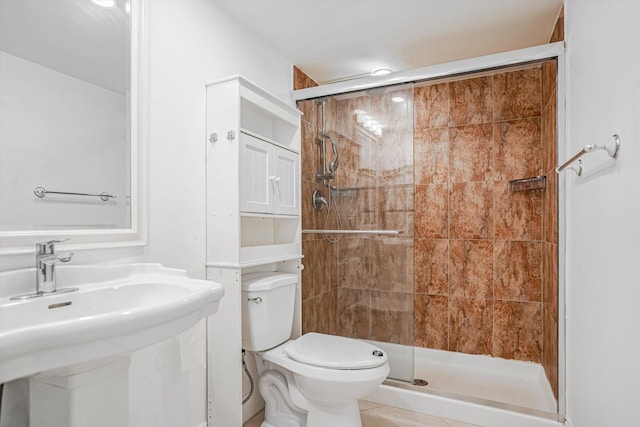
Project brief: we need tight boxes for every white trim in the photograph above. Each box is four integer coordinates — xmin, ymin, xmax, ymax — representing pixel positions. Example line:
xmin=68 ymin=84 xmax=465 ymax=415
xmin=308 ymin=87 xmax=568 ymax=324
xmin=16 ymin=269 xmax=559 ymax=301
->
xmin=292 ymin=42 xmax=565 ymax=101
xmin=0 ymin=0 xmax=149 ymax=256
xmin=368 ymin=384 xmax=564 ymax=427
xmin=556 ymin=50 xmax=568 ymax=424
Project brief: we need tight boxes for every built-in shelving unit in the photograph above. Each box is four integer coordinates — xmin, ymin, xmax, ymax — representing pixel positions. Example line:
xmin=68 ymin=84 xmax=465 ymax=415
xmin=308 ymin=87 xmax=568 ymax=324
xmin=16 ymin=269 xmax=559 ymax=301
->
xmin=204 ymin=75 xmax=302 ymax=426
xmin=205 ymin=75 xmax=301 ymax=268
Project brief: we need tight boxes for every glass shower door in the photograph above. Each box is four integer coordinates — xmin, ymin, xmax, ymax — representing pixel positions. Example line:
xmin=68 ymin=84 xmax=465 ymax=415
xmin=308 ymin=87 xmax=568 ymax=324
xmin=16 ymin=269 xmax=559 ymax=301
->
xmin=306 ymin=84 xmax=416 ymax=383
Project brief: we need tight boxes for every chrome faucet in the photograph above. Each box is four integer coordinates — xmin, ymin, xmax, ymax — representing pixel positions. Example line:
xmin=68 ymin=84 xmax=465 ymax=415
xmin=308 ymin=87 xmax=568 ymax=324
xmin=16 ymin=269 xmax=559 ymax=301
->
xmin=10 ymin=239 xmax=77 ymax=300
xmin=36 ymin=239 xmax=74 ymax=293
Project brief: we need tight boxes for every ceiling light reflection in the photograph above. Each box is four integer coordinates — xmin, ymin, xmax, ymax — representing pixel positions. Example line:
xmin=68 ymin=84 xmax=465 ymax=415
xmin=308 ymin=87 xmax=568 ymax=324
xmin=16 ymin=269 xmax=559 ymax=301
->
xmin=92 ymin=0 xmax=116 ymax=8
xmin=372 ymin=69 xmax=392 ymax=76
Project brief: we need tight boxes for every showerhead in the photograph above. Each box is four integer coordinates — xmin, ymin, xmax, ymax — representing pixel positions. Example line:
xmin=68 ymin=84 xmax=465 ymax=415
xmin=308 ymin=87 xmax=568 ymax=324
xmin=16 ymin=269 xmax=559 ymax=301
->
xmin=324 ymin=133 xmax=339 ymax=173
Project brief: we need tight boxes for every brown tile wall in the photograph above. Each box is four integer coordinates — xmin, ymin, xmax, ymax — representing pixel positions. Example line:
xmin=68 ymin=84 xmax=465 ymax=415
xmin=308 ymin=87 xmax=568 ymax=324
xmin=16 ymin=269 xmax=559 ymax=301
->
xmin=543 ymin=16 xmax=562 ymax=401
xmin=293 ymin=66 xmax=318 ymax=90
xmin=542 ymin=60 xmax=559 ymax=398
xmin=296 ymin=63 xmax=557 ymax=390
xmin=549 ymin=6 xmax=564 ymax=43
xmin=413 ymin=65 xmax=551 ymax=363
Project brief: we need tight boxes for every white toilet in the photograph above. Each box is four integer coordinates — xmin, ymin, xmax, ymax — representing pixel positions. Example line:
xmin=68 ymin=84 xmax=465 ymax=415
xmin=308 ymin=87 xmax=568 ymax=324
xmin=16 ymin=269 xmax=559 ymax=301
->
xmin=242 ymin=272 xmax=390 ymax=427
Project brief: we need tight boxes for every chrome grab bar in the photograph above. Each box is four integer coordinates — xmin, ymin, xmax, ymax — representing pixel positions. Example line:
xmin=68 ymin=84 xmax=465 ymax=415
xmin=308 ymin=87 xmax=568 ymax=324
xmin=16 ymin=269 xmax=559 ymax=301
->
xmin=302 ymin=229 xmax=402 ymax=235
xmin=34 ymin=186 xmax=116 ymax=201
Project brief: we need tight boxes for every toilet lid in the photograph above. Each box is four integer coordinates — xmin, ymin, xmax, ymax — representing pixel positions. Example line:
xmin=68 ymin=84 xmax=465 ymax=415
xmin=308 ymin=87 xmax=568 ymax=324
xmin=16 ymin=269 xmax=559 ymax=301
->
xmin=285 ymin=333 xmax=388 ymax=370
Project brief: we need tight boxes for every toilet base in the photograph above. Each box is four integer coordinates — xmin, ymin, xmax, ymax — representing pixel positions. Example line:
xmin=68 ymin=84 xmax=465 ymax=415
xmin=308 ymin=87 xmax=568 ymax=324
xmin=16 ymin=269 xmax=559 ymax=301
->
xmin=259 ymin=369 xmax=306 ymax=427
xmin=305 ymin=402 xmax=362 ymax=427
xmin=259 ymin=366 xmax=365 ymax=427
xmin=260 ymin=405 xmax=362 ymax=427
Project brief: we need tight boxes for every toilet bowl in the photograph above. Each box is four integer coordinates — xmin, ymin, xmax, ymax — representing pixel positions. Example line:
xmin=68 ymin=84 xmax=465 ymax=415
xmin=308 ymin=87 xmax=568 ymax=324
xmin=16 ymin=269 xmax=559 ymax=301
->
xmin=241 ymin=272 xmax=390 ymax=427
xmin=259 ymin=334 xmax=389 ymax=427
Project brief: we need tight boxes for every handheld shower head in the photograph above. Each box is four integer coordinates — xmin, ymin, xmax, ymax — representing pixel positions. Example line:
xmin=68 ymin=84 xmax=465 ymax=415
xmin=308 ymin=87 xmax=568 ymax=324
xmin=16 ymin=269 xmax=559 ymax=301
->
xmin=324 ymin=133 xmax=339 ymax=173
xmin=329 ymin=156 xmax=339 ymax=173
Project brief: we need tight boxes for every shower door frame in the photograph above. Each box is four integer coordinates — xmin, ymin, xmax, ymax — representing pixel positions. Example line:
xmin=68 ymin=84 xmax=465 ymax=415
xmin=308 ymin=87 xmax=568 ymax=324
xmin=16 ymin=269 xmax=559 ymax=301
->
xmin=293 ymin=41 xmax=567 ymax=422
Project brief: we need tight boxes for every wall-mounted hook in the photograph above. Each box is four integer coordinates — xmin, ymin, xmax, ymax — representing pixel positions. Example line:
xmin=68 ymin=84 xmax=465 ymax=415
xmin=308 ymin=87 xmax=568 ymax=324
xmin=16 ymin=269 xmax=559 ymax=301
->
xmin=569 ymin=159 xmax=583 ymax=176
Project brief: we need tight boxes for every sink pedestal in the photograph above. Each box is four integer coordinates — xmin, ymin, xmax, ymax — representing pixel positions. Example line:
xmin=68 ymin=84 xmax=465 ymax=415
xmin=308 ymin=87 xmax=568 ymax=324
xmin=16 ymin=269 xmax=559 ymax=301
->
xmin=30 ymin=356 xmax=131 ymax=427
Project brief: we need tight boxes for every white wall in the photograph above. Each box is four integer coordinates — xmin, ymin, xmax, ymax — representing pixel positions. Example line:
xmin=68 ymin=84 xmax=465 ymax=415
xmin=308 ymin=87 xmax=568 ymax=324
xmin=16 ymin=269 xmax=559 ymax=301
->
xmin=564 ymin=1 xmax=640 ymax=426
xmin=142 ymin=0 xmax=293 ymax=280
xmin=133 ymin=4 xmax=293 ymax=421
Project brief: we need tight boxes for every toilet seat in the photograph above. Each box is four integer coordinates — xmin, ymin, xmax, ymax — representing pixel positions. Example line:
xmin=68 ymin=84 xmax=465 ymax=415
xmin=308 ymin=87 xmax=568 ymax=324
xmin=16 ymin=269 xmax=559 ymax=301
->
xmin=262 ymin=339 xmax=390 ymax=385
xmin=285 ymin=333 xmax=387 ymax=369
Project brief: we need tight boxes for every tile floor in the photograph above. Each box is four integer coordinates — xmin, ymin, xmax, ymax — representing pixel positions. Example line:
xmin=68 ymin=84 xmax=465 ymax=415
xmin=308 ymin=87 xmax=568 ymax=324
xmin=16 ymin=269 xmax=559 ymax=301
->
xmin=243 ymin=400 xmax=480 ymax=427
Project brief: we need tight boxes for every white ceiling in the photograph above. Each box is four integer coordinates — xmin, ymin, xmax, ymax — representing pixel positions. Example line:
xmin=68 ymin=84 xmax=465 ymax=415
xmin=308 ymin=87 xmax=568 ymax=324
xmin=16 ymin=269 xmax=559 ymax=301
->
xmin=215 ymin=0 xmax=563 ymax=84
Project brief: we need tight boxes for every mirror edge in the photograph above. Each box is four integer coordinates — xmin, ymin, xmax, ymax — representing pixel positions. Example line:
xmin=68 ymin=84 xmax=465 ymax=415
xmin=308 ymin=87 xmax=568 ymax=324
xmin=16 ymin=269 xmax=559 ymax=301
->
xmin=0 ymin=0 xmax=149 ymax=257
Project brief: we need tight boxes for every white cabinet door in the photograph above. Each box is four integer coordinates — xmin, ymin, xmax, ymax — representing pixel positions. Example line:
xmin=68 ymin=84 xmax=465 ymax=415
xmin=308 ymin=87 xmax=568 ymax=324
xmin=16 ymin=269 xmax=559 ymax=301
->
xmin=272 ymin=147 xmax=299 ymax=215
xmin=240 ymin=133 xmax=273 ymax=213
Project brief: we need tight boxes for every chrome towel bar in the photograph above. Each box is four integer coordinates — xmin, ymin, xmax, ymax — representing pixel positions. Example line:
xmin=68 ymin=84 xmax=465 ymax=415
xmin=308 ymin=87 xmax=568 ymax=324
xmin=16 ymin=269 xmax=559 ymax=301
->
xmin=556 ymin=134 xmax=620 ymax=176
xmin=34 ymin=186 xmax=116 ymax=201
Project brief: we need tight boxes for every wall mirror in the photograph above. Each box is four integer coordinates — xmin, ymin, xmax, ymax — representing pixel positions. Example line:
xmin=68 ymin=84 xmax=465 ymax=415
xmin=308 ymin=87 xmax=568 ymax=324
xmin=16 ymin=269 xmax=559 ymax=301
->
xmin=0 ymin=0 xmax=146 ymax=254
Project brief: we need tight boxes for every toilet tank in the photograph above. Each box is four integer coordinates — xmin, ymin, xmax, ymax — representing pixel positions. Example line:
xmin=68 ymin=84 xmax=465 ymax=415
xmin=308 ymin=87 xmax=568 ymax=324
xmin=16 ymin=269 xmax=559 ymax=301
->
xmin=241 ymin=272 xmax=297 ymax=351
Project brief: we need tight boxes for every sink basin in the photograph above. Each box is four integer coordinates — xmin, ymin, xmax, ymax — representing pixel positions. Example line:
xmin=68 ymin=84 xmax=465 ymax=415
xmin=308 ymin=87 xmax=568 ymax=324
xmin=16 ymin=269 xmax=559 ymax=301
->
xmin=0 ymin=263 xmax=224 ymax=383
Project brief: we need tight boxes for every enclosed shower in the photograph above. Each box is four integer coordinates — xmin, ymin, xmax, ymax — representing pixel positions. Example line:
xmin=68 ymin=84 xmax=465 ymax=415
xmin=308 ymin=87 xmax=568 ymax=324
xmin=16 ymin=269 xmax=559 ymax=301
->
xmin=298 ymin=59 xmax=560 ymax=421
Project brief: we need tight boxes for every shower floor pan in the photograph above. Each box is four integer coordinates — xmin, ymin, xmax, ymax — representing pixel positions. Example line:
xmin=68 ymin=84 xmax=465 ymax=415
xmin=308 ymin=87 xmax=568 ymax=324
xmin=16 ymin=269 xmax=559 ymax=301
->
xmin=370 ymin=341 xmax=557 ymax=415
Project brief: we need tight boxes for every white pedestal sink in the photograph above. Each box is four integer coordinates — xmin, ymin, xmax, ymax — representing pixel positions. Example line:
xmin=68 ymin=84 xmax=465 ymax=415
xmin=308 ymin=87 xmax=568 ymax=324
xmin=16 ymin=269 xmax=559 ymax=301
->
xmin=29 ymin=356 xmax=131 ymax=427
xmin=0 ymin=263 xmax=224 ymax=425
